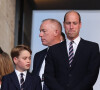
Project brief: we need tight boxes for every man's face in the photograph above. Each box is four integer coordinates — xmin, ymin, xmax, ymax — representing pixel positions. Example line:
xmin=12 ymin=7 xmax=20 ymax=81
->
xmin=64 ymin=12 xmax=81 ymax=40
xmin=14 ymin=50 xmax=31 ymax=72
xmin=39 ymin=21 xmax=56 ymax=46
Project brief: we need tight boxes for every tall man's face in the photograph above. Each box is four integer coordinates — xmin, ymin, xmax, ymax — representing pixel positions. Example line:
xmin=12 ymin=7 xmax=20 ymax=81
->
xmin=63 ymin=11 xmax=81 ymax=40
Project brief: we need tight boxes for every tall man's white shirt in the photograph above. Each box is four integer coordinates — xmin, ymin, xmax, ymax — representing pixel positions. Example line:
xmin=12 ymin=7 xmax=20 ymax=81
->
xmin=66 ymin=36 xmax=81 ymax=55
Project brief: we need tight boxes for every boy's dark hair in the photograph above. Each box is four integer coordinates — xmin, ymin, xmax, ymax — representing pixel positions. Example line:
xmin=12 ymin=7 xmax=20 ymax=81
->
xmin=11 ymin=45 xmax=32 ymax=60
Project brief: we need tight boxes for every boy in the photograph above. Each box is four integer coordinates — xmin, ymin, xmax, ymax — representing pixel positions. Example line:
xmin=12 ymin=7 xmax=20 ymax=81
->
xmin=1 ymin=45 xmax=42 ymax=90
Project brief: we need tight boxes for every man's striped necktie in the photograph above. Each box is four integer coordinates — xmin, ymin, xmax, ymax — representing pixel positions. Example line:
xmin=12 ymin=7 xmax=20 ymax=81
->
xmin=69 ymin=41 xmax=74 ymax=67
xmin=20 ymin=73 xmax=24 ymax=90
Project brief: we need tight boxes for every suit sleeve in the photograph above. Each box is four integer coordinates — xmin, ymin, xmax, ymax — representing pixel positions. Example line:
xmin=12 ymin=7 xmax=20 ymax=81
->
xmin=74 ymin=43 xmax=100 ymax=90
xmin=44 ymin=48 xmax=65 ymax=90
xmin=1 ymin=76 xmax=9 ymax=90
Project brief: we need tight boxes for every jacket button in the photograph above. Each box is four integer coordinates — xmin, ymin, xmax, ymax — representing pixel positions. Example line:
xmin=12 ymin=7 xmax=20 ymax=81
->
xmin=69 ymin=74 xmax=72 ymax=77
xmin=67 ymin=84 xmax=69 ymax=87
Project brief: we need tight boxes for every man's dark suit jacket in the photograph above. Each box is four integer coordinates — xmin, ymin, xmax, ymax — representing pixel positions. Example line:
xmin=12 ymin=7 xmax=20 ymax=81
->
xmin=31 ymin=48 xmax=49 ymax=90
xmin=32 ymin=48 xmax=47 ymax=76
xmin=1 ymin=71 xmax=42 ymax=90
xmin=44 ymin=38 xmax=100 ymax=90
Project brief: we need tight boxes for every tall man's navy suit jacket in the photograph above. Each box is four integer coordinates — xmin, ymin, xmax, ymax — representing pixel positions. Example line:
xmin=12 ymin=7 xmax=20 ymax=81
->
xmin=1 ymin=71 xmax=42 ymax=90
xmin=44 ymin=38 xmax=100 ymax=90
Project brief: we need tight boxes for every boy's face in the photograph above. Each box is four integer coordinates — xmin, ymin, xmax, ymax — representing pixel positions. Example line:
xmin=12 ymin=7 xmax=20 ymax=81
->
xmin=14 ymin=50 xmax=31 ymax=72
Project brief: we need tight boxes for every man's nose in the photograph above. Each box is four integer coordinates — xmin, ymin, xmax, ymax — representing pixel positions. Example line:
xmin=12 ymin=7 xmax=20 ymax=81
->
xmin=27 ymin=58 xmax=31 ymax=63
xmin=39 ymin=32 xmax=43 ymax=37
xmin=70 ymin=23 xmax=74 ymax=28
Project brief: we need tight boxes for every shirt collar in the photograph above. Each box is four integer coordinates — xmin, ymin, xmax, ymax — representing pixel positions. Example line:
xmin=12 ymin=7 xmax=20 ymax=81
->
xmin=66 ymin=36 xmax=81 ymax=45
xmin=15 ymin=69 xmax=27 ymax=76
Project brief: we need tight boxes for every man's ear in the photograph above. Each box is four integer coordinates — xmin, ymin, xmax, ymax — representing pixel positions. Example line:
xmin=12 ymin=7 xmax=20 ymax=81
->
xmin=63 ymin=22 xmax=65 ymax=29
xmin=54 ymin=30 xmax=58 ymax=36
xmin=13 ymin=57 xmax=18 ymax=64
xmin=79 ymin=22 xmax=82 ymax=28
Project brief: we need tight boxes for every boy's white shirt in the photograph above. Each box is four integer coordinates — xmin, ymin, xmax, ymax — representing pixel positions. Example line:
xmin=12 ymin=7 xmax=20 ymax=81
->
xmin=15 ymin=69 xmax=27 ymax=86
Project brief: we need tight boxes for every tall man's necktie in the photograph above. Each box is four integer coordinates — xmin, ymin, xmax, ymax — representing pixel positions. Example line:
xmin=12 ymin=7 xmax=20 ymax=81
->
xmin=69 ymin=41 xmax=74 ymax=67
xmin=20 ymin=73 xmax=24 ymax=90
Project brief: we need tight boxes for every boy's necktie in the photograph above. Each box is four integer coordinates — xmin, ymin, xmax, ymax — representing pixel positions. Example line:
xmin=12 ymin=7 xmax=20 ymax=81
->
xmin=20 ymin=73 xmax=24 ymax=90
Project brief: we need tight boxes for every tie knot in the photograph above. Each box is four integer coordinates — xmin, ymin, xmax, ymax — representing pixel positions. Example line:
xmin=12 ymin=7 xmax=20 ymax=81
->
xmin=70 ymin=41 xmax=74 ymax=45
xmin=20 ymin=73 xmax=24 ymax=77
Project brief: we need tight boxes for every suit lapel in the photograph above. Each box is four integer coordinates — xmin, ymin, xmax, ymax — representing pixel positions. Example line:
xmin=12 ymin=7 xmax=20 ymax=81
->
xmin=39 ymin=49 xmax=47 ymax=65
xmin=61 ymin=41 xmax=69 ymax=68
xmin=71 ymin=38 xmax=85 ymax=69
xmin=38 ymin=49 xmax=47 ymax=74
xmin=10 ymin=71 xmax=20 ymax=89
xmin=24 ymin=72 xmax=32 ymax=89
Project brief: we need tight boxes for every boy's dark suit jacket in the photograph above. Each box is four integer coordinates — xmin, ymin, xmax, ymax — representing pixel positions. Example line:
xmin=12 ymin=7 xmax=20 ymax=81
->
xmin=44 ymin=38 xmax=100 ymax=90
xmin=32 ymin=48 xmax=47 ymax=76
xmin=1 ymin=71 xmax=42 ymax=90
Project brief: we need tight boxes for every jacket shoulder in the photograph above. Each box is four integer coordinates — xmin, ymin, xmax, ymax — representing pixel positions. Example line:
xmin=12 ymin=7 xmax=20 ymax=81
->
xmin=35 ymin=48 xmax=47 ymax=56
xmin=1 ymin=71 xmax=15 ymax=84
xmin=49 ymin=40 xmax=66 ymax=49
xmin=81 ymin=38 xmax=99 ymax=47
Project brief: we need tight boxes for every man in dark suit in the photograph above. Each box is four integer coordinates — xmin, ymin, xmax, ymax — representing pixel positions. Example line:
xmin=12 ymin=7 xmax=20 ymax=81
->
xmin=32 ymin=19 xmax=65 ymax=90
xmin=44 ymin=10 xmax=100 ymax=90
xmin=1 ymin=45 xmax=42 ymax=90
xmin=32 ymin=32 xmax=65 ymax=76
